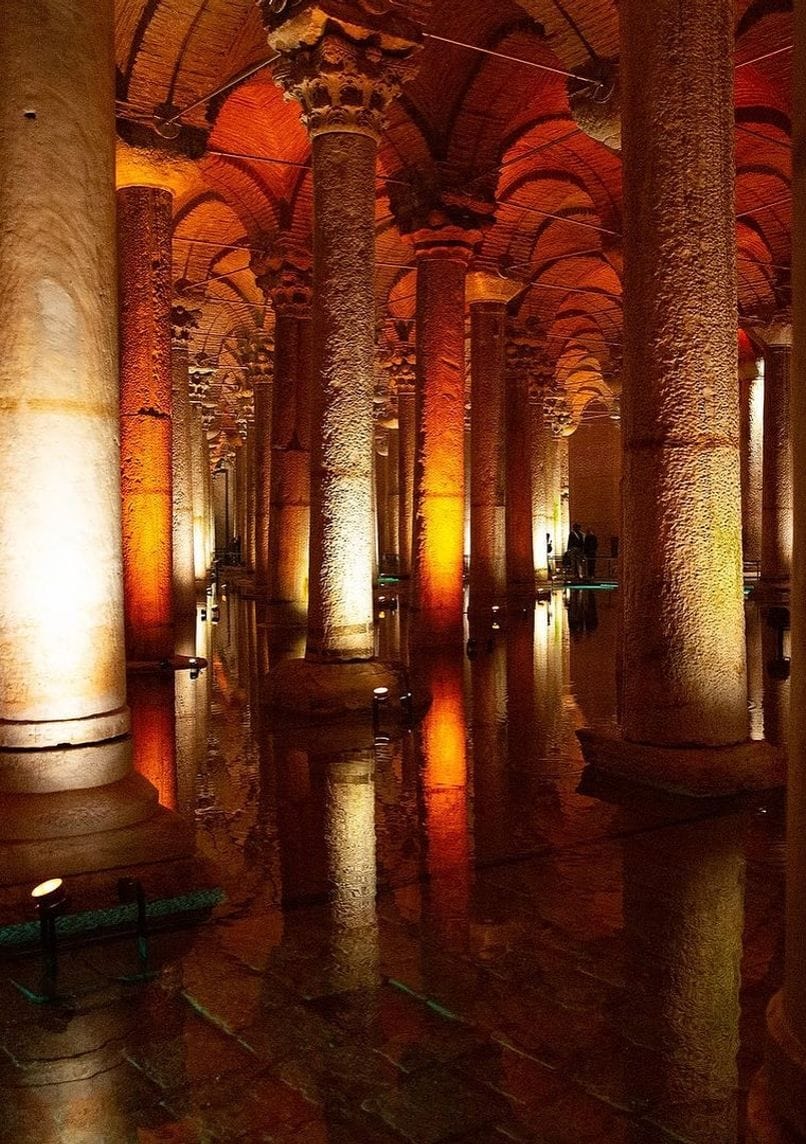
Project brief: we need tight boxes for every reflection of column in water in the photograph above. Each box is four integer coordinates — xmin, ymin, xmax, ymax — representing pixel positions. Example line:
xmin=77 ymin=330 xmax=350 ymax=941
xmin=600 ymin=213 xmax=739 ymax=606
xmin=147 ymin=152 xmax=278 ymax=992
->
xmin=275 ymin=744 xmax=329 ymax=906
xmin=418 ymin=655 xmax=471 ymax=940
xmin=761 ymin=609 xmax=790 ymax=749
xmin=471 ymin=640 xmax=509 ymax=864
xmin=533 ymin=598 xmax=566 ymax=756
xmin=129 ymin=672 xmax=177 ymax=810
xmin=322 ymin=748 xmax=380 ymax=993
xmin=374 ymin=734 xmax=421 ymax=891
xmin=619 ymin=815 xmax=743 ymax=1143
xmin=745 ymin=601 xmax=765 ymax=741
xmin=375 ymin=595 xmax=401 ymax=662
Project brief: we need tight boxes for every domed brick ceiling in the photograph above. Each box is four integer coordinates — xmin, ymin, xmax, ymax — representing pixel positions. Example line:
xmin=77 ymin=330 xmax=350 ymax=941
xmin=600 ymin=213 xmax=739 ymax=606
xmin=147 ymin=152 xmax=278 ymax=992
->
xmin=115 ymin=0 xmax=793 ymax=447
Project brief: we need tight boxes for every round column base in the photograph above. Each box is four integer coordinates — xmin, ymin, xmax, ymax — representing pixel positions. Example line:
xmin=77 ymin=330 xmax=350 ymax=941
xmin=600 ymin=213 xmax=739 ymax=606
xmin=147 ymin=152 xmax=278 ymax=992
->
xmin=264 ymin=657 xmax=424 ymax=722
xmin=576 ymin=727 xmax=786 ymax=797
xmin=0 ymin=706 xmax=130 ymax=751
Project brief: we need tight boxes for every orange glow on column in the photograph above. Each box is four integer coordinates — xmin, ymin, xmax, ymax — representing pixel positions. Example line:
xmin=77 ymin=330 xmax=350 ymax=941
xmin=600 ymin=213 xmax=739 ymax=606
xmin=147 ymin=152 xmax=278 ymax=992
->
xmin=118 ymin=185 xmax=174 ymax=662
xmin=412 ymin=238 xmax=475 ymax=648
xmin=128 ymin=673 xmax=177 ymax=810
xmin=420 ymin=656 xmax=471 ymax=928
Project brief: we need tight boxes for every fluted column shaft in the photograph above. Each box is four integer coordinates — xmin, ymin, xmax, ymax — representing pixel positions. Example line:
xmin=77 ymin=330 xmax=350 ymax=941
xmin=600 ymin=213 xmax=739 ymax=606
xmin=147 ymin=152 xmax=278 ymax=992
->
xmin=469 ymin=300 xmax=506 ymax=616
xmin=412 ymin=235 xmax=473 ymax=648
xmin=118 ymin=185 xmax=174 ymax=662
xmin=620 ymin=0 xmax=746 ymax=746
xmin=760 ymin=336 xmax=793 ymax=582
xmin=0 ymin=0 xmax=129 ymax=754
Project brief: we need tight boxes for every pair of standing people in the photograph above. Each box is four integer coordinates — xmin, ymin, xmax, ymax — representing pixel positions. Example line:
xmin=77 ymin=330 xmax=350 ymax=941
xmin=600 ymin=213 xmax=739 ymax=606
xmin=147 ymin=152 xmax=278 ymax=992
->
xmin=566 ymin=523 xmax=598 ymax=579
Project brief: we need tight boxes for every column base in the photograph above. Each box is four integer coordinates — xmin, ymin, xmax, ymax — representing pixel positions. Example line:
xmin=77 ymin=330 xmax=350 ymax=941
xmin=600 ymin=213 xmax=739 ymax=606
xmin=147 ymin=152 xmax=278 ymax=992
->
xmin=576 ymin=727 xmax=786 ymax=797
xmin=0 ymin=776 xmax=194 ymax=887
xmin=264 ymin=657 xmax=425 ymax=722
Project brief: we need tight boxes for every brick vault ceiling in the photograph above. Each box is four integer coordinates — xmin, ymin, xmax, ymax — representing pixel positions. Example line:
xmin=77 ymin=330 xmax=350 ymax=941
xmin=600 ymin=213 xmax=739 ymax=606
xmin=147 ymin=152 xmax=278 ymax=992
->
xmin=113 ymin=0 xmax=793 ymax=445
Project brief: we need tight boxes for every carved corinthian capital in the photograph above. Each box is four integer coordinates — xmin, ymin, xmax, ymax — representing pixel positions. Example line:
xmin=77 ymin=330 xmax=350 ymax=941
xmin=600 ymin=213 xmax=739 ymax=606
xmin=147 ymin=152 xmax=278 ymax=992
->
xmin=258 ymin=2 xmax=426 ymax=139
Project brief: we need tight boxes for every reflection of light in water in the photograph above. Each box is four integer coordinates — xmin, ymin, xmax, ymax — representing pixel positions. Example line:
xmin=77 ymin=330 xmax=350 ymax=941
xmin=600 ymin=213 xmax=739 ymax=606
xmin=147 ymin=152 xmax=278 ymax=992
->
xmin=420 ymin=657 xmax=471 ymax=928
xmin=129 ymin=673 xmax=177 ymax=809
xmin=324 ymin=750 xmax=379 ymax=991
xmin=619 ymin=815 xmax=742 ymax=1142
xmin=745 ymin=602 xmax=765 ymax=741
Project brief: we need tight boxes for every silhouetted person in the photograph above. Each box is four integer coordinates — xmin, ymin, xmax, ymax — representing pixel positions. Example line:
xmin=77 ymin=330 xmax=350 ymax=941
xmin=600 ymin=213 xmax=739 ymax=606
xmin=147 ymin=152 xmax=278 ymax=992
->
xmin=583 ymin=529 xmax=598 ymax=580
xmin=566 ymin=522 xmax=584 ymax=580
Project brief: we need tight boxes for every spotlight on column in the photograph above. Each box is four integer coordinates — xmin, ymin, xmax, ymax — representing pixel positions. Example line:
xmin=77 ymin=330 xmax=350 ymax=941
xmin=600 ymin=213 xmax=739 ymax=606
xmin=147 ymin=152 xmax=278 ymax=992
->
xmin=31 ymin=878 xmax=68 ymax=994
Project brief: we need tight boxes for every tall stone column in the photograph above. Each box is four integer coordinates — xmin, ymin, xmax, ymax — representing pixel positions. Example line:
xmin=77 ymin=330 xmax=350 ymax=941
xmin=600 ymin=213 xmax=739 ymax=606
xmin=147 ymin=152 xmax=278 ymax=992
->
xmin=752 ymin=6 xmax=806 ymax=1136
xmin=756 ymin=318 xmax=793 ymax=585
xmin=188 ymin=359 xmax=215 ymax=579
xmin=579 ymin=0 xmax=782 ymax=793
xmin=170 ymin=305 xmax=201 ymax=655
xmin=381 ymin=321 xmax=417 ymax=579
xmin=375 ymin=427 xmax=391 ymax=571
xmin=467 ymin=282 xmax=508 ymax=621
xmin=233 ymin=331 xmax=273 ymax=582
xmin=386 ymin=426 xmax=401 ymax=574
xmin=529 ymin=371 xmax=553 ymax=580
xmin=0 ymin=0 xmax=193 ymax=880
xmin=0 ymin=0 xmax=130 ymax=754
xmin=739 ymin=351 xmax=764 ymax=569
xmin=260 ymin=0 xmax=423 ymax=711
xmin=254 ymin=247 xmax=313 ymax=608
xmin=504 ymin=327 xmax=538 ymax=599
xmin=397 ymin=379 xmax=416 ymax=579
xmin=118 ymin=185 xmax=174 ymax=662
xmin=411 ymin=228 xmax=476 ymax=648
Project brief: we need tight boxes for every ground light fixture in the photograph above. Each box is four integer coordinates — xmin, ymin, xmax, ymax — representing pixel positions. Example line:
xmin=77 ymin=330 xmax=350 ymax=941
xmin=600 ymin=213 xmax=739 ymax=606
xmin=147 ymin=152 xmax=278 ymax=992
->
xmin=31 ymin=878 xmax=68 ymax=995
xmin=372 ymin=686 xmax=390 ymax=733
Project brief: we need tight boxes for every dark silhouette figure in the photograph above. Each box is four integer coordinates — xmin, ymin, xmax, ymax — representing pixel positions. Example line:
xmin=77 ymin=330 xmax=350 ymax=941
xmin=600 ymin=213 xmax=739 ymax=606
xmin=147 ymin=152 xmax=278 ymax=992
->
xmin=566 ymin=523 xmax=585 ymax=579
xmin=583 ymin=529 xmax=598 ymax=580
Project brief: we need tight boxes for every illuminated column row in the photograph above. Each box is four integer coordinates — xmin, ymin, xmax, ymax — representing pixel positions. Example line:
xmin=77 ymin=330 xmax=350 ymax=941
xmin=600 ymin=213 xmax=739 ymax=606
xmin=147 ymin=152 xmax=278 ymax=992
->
xmin=171 ymin=305 xmax=201 ymax=654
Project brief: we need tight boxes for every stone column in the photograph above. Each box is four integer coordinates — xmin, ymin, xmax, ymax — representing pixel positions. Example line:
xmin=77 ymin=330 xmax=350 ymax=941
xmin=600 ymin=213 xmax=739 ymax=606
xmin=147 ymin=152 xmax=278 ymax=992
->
xmin=752 ymin=6 xmax=806 ymax=1135
xmin=411 ymin=228 xmax=476 ymax=648
xmin=0 ymin=0 xmax=193 ymax=880
xmin=118 ymin=185 xmax=174 ymax=663
xmin=260 ymin=0 xmax=422 ymax=710
xmin=233 ymin=331 xmax=273 ymax=581
xmin=386 ymin=426 xmax=401 ymax=574
xmin=467 ymin=283 xmax=508 ymax=621
xmin=577 ymin=0 xmax=782 ymax=793
xmin=188 ymin=359 xmax=215 ymax=579
xmin=375 ymin=427 xmax=391 ymax=572
xmin=739 ymin=351 xmax=764 ymax=569
xmin=504 ymin=328 xmax=538 ymax=600
xmin=756 ymin=318 xmax=793 ymax=585
xmin=530 ymin=397 xmax=553 ymax=581
xmin=397 ymin=380 xmax=417 ymax=580
xmin=254 ymin=247 xmax=313 ymax=608
xmin=171 ymin=305 xmax=200 ymax=654
xmin=0 ymin=0 xmax=129 ymax=755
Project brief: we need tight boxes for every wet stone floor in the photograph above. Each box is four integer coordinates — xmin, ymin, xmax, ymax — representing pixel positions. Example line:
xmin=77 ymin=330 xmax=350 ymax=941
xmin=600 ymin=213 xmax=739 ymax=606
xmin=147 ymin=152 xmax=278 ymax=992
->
xmin=0 ymin=587 xmax=788 ymax=1143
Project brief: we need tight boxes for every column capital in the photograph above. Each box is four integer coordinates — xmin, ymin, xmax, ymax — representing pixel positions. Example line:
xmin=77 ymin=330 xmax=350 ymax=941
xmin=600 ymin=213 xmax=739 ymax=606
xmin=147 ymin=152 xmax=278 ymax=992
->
xmin=252 ymin=240 xmax=313 ymax=315
xmin=170 ymin=303 xmax=202 ymax=347
xmin=390 ymin=167 xmax=493 ymax=253
xmin=260 ymin=3 xmax=425 ymax=140
xmin=233 ymin=331 xmax=275 ymax=387
xmin=543 ymin=389 xmax=575 ymax=438
xmin=751 ymin=311 xmax=793 ymax=348
xmin=379 ymin=320 xmax=416 ymax=398
xmin=466 ymin=271 xmax=523 ymax=307
xmin=188 ymin=352 xmax=216 ymax=406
